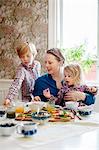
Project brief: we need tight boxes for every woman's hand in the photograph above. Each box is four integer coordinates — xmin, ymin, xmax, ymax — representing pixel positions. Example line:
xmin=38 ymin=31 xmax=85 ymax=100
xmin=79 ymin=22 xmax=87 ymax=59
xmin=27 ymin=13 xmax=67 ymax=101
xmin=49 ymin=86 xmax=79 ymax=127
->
xmin=64 ymin=91 xmax=86 ymax=102
xmin=33 ymin=96 xmax=41 ymax=101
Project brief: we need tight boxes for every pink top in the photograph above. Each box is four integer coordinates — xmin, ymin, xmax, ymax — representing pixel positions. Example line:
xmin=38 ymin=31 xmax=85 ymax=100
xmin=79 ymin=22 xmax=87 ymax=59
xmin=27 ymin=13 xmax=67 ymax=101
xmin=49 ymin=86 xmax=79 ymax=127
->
xmin=49 ymin=82 xmax=97 ymax=107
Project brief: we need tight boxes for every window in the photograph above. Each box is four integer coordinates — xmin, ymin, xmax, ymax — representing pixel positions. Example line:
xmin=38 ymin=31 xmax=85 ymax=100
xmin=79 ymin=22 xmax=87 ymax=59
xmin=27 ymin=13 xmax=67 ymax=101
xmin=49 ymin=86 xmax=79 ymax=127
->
xmin=48 ymin=0 xmax=99 ymax=85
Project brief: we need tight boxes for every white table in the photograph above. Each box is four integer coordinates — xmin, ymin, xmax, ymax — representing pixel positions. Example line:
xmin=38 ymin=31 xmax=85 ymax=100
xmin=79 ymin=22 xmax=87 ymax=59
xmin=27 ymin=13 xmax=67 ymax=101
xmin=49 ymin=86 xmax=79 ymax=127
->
xmin=34 ymin=129 xmax=99 ymax=150
xmin=0 ymin=112 xmax=99 ymax=150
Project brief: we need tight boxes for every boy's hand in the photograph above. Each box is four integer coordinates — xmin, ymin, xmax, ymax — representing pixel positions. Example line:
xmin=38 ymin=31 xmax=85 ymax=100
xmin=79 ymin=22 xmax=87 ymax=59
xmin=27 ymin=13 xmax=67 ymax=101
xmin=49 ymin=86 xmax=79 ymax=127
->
xmin=3 ymin=99 xmax=11 ymax=106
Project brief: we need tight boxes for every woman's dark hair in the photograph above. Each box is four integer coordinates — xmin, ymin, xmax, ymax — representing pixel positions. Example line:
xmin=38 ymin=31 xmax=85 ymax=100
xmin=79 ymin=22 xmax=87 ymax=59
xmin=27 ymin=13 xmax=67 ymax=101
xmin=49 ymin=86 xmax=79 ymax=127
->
xmin=46 ymin=48 xmax=65 ymax=63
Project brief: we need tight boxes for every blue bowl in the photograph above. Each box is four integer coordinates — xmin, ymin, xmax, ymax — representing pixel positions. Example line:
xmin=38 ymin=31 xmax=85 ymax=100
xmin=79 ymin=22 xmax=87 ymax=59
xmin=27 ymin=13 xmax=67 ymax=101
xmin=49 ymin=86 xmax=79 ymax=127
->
xmin=32 ymin=111 xmax=51 ymax=124
xmin=78 ymin=106 xmax=93 ymax=116
xmin=78 ymin=110 xmax=92 ymax=116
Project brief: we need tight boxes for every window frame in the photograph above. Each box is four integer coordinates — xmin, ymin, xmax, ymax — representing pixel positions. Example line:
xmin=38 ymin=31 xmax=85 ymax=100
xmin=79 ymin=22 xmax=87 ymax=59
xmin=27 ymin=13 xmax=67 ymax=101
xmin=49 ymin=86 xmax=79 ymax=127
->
xmin=48 ymin=0 xmax=99 ymax=85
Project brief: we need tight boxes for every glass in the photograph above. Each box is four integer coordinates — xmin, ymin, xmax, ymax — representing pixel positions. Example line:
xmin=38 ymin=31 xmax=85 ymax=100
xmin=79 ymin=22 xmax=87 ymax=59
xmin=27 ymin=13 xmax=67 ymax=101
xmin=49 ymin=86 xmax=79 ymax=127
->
xmin=15 ymin=102 xmax=24 ymax=113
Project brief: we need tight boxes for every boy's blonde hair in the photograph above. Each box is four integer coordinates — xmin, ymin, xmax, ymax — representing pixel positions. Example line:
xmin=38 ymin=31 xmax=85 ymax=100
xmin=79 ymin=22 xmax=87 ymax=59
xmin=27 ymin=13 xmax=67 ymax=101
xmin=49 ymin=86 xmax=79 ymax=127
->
xmin=64 ymin=64 xmax=82 ymax=85
xmin=16 ymin=42 xmax=37 ymax=58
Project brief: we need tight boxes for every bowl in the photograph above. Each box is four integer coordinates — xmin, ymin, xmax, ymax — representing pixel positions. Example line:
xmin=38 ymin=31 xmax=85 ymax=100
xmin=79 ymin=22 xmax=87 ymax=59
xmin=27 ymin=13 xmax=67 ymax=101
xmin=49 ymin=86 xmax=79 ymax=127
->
xmin=0 ymin=106 xmax=7 ymax=120
xmin=32 ymin=111 xmax=51 ymax=124
xmin=0 ymin=122 xmax=16 ymax=136
xmin=26 ymin=101 xmax=46 ymax=112
xmin=65 ymin=101 xmax=79 ymax=110
xmin=78 ymin=105 xmax=93 ymax=116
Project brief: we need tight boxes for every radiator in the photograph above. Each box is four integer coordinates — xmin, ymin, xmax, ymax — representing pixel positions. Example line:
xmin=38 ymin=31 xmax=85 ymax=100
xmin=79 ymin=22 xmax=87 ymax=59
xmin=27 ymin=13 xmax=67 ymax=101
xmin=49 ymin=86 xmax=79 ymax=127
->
xmin=0 ymin=79 xmax=21 ymax=105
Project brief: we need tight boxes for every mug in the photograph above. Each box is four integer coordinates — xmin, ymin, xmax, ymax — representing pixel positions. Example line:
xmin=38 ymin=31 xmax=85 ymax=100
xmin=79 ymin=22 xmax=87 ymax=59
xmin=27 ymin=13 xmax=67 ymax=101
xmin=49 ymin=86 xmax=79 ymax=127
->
xmin=16 ymin=122 xmax=37 ymax=137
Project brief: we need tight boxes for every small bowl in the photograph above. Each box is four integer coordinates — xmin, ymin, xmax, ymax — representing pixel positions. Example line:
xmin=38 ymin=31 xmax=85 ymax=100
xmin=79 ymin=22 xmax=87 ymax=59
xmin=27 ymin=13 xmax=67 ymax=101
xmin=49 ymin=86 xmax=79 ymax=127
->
xmin=32 ymin=111 xmax=51 ymax=124
xmin=0 ymin=122 xmax=16 ymax=136
xmin=0 ymin=106 xmax=7 ymax=120
xmin=78 ymin=105 xmax=93 ymax=116
xmin=65 ymin=101 xmax=79 ymax=110
xmin=78 ymin=110 xmax=92 ymax=116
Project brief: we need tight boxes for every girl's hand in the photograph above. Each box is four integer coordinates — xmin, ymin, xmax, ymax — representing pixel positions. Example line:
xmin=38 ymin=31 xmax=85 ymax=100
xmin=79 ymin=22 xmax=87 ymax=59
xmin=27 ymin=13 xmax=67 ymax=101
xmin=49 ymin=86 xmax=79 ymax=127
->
xmin=3 ymin=99 xmax=11 ymax=106
xmin=34 ymin=96 xmax=41 ymax=101
xmin=87 ymin=86 xmax=97 ymax=93
xmin=43 ymin=88 xmax=51 ymax=99
xmin=64 ymin=91 xmax=86 ymax=102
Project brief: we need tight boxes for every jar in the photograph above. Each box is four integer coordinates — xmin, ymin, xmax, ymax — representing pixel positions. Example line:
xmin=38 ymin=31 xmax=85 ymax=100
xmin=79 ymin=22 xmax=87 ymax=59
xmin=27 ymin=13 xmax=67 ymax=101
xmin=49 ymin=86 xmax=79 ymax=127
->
xmin=6 ymin=106 xmax=16 ymax=119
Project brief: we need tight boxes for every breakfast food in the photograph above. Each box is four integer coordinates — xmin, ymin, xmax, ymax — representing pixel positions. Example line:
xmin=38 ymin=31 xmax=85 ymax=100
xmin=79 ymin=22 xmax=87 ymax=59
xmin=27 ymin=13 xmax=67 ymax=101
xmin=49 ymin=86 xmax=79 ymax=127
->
xmin=48 ymin=106 xmax=74 ymax=122
xmin=15 ymin=104 xmax=74 ymax=123
xmin=15 ymin=113 xmax=32 ymax=121
xmin=49 ymin=117 xmax=71 ymax=122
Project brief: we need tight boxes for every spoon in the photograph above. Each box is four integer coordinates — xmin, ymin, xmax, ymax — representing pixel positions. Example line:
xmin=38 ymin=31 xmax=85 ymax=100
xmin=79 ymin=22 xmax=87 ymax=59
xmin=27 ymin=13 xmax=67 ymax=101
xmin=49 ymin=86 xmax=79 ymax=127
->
xmin=37 ymin=107 xmax=40 ymax=115
xmin=72 ymin=110 xmax=82 ymax=120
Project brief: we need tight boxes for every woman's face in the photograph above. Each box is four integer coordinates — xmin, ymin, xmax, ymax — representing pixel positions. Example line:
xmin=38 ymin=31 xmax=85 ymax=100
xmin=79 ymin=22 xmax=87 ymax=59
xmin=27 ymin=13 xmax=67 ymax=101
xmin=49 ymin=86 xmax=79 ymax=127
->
xmin=44 ymin=53 xmax=61 ymax=75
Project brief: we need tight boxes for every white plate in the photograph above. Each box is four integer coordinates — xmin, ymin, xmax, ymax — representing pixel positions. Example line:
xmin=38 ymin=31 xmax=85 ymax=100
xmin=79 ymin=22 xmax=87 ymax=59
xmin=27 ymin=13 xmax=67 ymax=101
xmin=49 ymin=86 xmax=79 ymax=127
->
xmin=26 ymin=101 xmax=46 ymax=112
xmin=65 ymin=101 xmax=79 ymax=110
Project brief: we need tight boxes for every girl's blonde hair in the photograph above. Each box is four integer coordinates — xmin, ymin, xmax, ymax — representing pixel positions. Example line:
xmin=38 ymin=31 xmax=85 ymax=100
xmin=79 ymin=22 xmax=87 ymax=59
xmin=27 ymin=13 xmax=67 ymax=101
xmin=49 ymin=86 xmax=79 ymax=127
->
xmin=16 ymin=42 xmax=37 ymax=58
xmin=64 ymin=64 xmax=82 ymax=85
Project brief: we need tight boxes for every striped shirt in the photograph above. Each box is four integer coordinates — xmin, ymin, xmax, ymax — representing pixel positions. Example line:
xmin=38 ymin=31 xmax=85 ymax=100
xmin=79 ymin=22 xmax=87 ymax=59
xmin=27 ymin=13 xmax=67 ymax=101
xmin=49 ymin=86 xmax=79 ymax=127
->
xmin=6 ymin=60 xmax=41 ymax=102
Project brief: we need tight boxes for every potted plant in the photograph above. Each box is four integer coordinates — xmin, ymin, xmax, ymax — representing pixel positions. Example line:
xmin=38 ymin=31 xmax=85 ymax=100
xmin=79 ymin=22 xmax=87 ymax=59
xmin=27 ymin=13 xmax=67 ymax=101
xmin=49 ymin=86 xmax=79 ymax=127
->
xmin=61 ymin=44 xmax=96 ymax=73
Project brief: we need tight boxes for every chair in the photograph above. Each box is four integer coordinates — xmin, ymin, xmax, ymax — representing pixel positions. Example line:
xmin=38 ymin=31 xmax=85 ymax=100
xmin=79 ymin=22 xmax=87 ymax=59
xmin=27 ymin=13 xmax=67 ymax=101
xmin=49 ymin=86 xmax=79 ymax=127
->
xmin=93 ymin=94 xmax=99 ymax=112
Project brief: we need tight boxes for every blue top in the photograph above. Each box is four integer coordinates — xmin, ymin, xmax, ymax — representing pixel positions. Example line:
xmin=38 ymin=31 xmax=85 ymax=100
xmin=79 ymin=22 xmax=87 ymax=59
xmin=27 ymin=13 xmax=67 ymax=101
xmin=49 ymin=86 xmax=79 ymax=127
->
xmin=33 ymin=74 xmax=95 ymax=105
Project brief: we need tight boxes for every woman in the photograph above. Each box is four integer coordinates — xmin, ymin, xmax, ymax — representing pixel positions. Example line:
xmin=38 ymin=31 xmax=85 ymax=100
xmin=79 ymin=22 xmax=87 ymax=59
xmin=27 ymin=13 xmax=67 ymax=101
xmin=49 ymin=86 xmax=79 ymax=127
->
xmin=33 ymin=48 xmax=95 ymax=105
